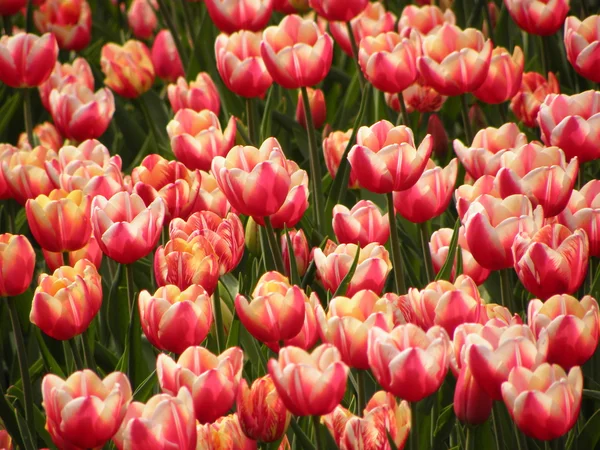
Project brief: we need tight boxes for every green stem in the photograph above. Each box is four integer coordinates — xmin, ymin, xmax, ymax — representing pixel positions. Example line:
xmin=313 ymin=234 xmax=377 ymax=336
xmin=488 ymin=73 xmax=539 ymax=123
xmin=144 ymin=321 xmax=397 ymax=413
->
xmin=69 ymin=338 xmax=84 ymax=370
xmin=539 ymin=35 xmax=548 ymax=76
xmin=180 ymin=0 xmax=195 ymax=46
xmin=346 ymin=21 xmax=365 ymax=89
xmin=138 ymin=97 xmax=165 ymax=156
xmin=491 ymin=405 xmax=502 ymax=450
xmin=7 ymin=298 xmax=33 ymax=429
xmin=465 ymin=427 xmax=473 ymax=450
xmin=357 ymin=370 xmax=366 ymax=414
xmin=419 ymin=222 xmax=434 ymax=283
xmin=460 ymin=94 xmax=473 ymax=143
xmin=499 ymin=268 xmax=514 ymax=313
xmin=82 ymin=329 xmax=96 ymax=370
xmin=263 ymin=217 xmax=286 ymax=274
xmin=125 ymin=264 xmax=135 ymax=314
xmin=23 ymin=89 xmax=35 ymax=148
xmin=25 ymin=0 xmax=32 ymax=33
xmin=396 ymin=92 xmax=410 ymax=127
xmin=409 ymin=401 xmax=419 ymax=450
xmin=2 ymin=15 xmax=11 ymax=35
xmin=246 ymin=97 xmax=258 ymax=146
xmin=313 ymin=415 xmax=323 ymax=450
xmin=386 ymin=192 xmax=407 ymax=294
xmin=62 ymin=252 xmax=70 ymax=267
xmin=212 ymin=283 xmax=225 ymax=353
xmin=513 ymin=421 xmax=524 ymax=450
xmin=155 ymin=0 xmax=189 ymax=67
xmin=301 ymin=86 xmax=324 ymax=231
xmin=545 ymin=441 xmax=551 ymax=450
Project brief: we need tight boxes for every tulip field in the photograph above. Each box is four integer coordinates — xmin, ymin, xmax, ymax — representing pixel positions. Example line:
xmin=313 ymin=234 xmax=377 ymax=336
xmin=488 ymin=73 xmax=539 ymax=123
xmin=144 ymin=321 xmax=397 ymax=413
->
xmin=2 ymin=0 xmax=600 ymax=448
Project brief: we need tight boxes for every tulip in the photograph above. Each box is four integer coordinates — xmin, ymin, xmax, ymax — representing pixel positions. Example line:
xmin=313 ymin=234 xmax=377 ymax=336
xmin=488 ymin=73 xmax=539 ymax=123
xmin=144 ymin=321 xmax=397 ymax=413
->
xmin=157 ymin=346 xmax=244 ymax=424
xmin=91 ymin=191 xmax=165 ymax=265
xmin=329 ymin=3 xmax=396 ymax=57
xmin=196 ymin=169 xmax=231 ymax=217
xmin=564 ymin=15 xmax=600 ymax=83
xmin=167 ymin=73 xmax=221 ymax=115
xmin=462 ymin=194 xmax=543 ymax=271
xmin=18 ymin=122 xmax=64 ymax=151
xmin=502 ymin=364 xmax=582 ymax=441
xmin=393 ymin=158 xmax=458 ymax=223
xmin=196 ymin=414 xmax=257 ymax=450
xmin=53 ymin=139 xmax=120 ymax=172
xmin=101 ymin=40 xmax=155 ymax=98
xmin=167 ymin=109 xmax=237 ymax=171
xmin=385 ymin=80 xmax=447 ymax=114
xmin=236 ymin=375 xmax=291 ymax=443
xmin=42 ymin=370 xmax=132 ymax=449
xmin=322 ymin=129 xmax=360 ymax=188
xmin=0 ymin=32 xmax=58 ymax=88
xmin=151 ymin=30 xmax=184 ymax=83
xmin=59 ymin=156 xmax=124 ymax=199
xmin=30 ymin=259 xmax=102 ymax=340
xmin=368 ymin=324 xmax=450 ymax=402
xmin=0 ymin=0 xmax=25 ymax=15
xmin=473 ymin=46 xmax=524 ymax=104
xmin=296 ymin=87 xmax=326 ymax=129
xmin=0 ymin=234 xmax=35 ymax=297
xmin=538 ymin=90 xmax=600 ymax=163
xmin=0 ymin=145 xmax=18 ymax=200
xmin=261 ymin=14 xmax=333 ymax=89
xmin=558 ymin=180 xmax=600 ymax=256
xmin=205 ymin=0 xmax=273 ymax=34
xmin=504 ymin=0 xmax=569 ymax=36
xmin=333 ymin=200 xmax=390 ymax=247
xmin=358 ymin=31 xmax=419 ymax=94
xmin=38 ymin=58 xmax=95 ymax=111
xmin=235 ymin=271 xmax=306 ymax=343
xmin=139 ymin=284 xmax=213 ymax=354
xmin=127 ymin=0 xmax=157 ymax=40
xmin=309 ymin=0 xmax=366 ymax=21
xmin=113 ymin=388 xmax=196 ymax=450
xmin=455 ymin=175 xmax=500 ymax=220
xmin=512 ymin=224 xmax=589 ymax=300
xmin=482 ymin=303 xmax=523 ymax=328
xmin=34 ymin=0 xmax=92 ymax=51
xmin=313 ymin=242 xmax=392 ymax=296
xmin=212 ymin=137 xmax=292 ymax=218
xmin=454 ymin=366 xmax=493 ymax=425
xmin=43 ymin=235 xmax=103 ymax=271
xmin=427 ymin=113 xmax=449 ymax=156
xmin=26 ymin=189 xmax=91 ymax=252
xmin=268 ymin=344 xmax=349 ymax=416
xmin=0 ymin=427 xmax=11 ymax=450
xmin=280 ymin=228 xmax=310 ymax=277
xmin=348 ymin=121 xmax=432 ymax=193
xmin=417 ymin=24 xmax=492 ymax=96
xmin=397 ymin=4 xmax=456 ymax=36
xmin=510 ymin=71 xmax=560 ymax=128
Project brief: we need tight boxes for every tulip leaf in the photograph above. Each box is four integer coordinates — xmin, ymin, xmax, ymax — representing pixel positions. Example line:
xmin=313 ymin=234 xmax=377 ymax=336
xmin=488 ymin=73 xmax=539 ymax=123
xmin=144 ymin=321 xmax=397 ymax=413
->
xmin=284 ymin=226 xmax=300 ymax=286
xmin=0 ymin=91 xmax=22 ymax=141
xmin=435 ymin=219 xmax=461 ymax=281
xmin=225 ymin=315 xmax=240 ymax=349
xmin=289 ymin=418 xmax=317 ymax=450
xmin=34 ymin=328 xmax=66 ymax=378
xmin=107 ymin=264 xmax=127 ymax=351
xmin=260 ymin=85 xmax=276 ymax=142
xmin=139 ymin=90 xmax=171 ymax=154
xmin=94 ymin=341 xmax=119 ymax=373
xmin=583 ymin=389 xmax=600 ymax=402
xmin=332 ymin=245 xmax=361 ymax=298
xmin=0 ymin=385 xmax=24 ymax=450
xmin=387 ymin=429 xmax=399 ymax=450
xmin=576 ymin=408 xmax=600 ymax=449
xmin=14 ymin=409 xmax=35 ymax=450
xmin=10 ymin=358 xmax=44 ymax=392
xmin=133 ymin=369 xmax=157 ymax=402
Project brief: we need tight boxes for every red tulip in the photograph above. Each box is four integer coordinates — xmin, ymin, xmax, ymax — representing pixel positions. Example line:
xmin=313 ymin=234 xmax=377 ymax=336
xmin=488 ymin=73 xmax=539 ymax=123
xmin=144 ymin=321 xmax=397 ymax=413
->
xmin=167 ymin=73 xmax=220 ymax=115
xmin=564 ymin=15 xmax=600 ymax=83
xmin=504 ymin=0 xmax=569 ymax=36
xmin=397 ymin=4 xmax=456 ymax=36
xmin=0 ymin=234 xmax=35 ymax=297
xmin=34 ymin=0 xmax=92 ymax=51
xmin=0 ymin=0 xmax=25 ymax=16
xmin=323 ymin=129 xmax=360 ymax=188
xmin=101 ymin=40 xmax=155 ymax=98
xmin=205 ymin=0 xmax=273 ymax=34
xmin=454 ymin=366 xmax=493 ymax=425
xmin=127 ymin=0 xmax=157 ymax=40
xmin=280 ymin=228 xmax=310 ymax=277
xmin=473 ymin=46 xmax=524 ymax=104
xmin=151 ymin=30 xmax=184 ymax=83
xmin=309 ymin=0 xmax=366 ymax=21
xmin=0 ymin=32 xmax=58 ymax=88
xmin=333 ymin=200 xmax=390 ymax=247
xmin=38 ymin=58 xmax=94 ymax=111
xmin=510 ymin=71 xmax=560 ymax=128
xmin=296 ymin=87 xmax=326 ymax=129
xmin=558 ymin=180 xmax=600 ymax=256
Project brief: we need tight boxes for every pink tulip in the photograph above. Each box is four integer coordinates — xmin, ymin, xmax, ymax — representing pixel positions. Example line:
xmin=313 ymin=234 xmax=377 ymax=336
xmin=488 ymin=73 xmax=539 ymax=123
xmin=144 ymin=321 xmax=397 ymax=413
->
xmin=557 ymin=180 xmax=600 ymax=256
xmin=504 ymin=0 xmax=569 ymax=36
xmin=332 ymin=200 xmax=390 ymax=247
xmin=564 ymin=15 xmax=600 ymax=83
xmin=455 ymin=175 xmax=500 ymax=220
xmin=34 ymin=0 xmax=92 ymax=51
xmin=280 ymin=228 xmax=310 ymax=277
xmin=322 ymin=129 xmax=360 ymax=188
xmin=205 ymin=0 xmax=273 ymax=34
xmin=18 ymin=121 xmax=64 ymax=151
xmin=510 ymin=71 xmax=560 ymax=128
xmin=385 ymin=80 xmax=447 ymax=114
xmin=397 ymin=4 xmax=456 ymax=36
xmin=151 ymin=30 xmax=184 ymax=83
xmin=454 ymin=366 xmax=493 ymax=425
xmin=127 ymin=0 xmax=157 ymax=40
xmin=38 ymin=58 xmax=94 ymax=111
xmin=473 ymin=46 xmax=524 ymax=104
xmin=0 ymin=234 xmax=36 ymax=298
xmin=0 ymin=32 xmax=58 ymax=88
xmin=167 ymin=73 xmax=220 ymax=115
xmin=296 ymin=87 xmax=326 ymax=129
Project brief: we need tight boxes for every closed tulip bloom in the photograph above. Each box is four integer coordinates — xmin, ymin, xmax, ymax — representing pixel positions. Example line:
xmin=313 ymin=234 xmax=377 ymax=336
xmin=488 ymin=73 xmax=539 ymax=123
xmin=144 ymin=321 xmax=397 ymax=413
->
xmin=314 ymin=242 xmax=392 ymax=296
xmin=385 ymin=80 xmax=448 ymax=114
xmin=151 ymin=30 xmax=184 ymax=83
xmin=34 ymin=0 xmax=92 ymax=51
xmin=167 ymin=109 xmax=237 ymax=172
xmin=236 ymin=375 xmax=291 ymax=443
xmin=59 ymin=157 xmax=124 ymax=199
xmin=212 ymin=137 xmax=292 ymax=218
xmin=453 ymin=122 xmax=528 ymax=180
xmin=504 ymin=0 xmax=569 ymax=36
xmin=18 ymin=121 xmax=64 ymax=151
xmin=38 ymin=58 xmax=95 ymax=111
xmin=197 ymin=170 xmax=231 ymax=217
xmin=167 ymin=73 xmax=221 ymax=115
xmin=323 ymin=129 xmax=360 ymax=189
xmin=329 ymin=3 xmax=396 ymax=57
xmin=139 ymin=284 xmax=213 ymax=354
xmin=348 ymin=121 xmax=433 ymax=193
xmin=261 ymin=14 xmax=333 ymax=89
xmin=496 ymin=144 xmax=578 ymax=217
xmin=429 ymin=227 xmax=491 ymax=285
xmin=268 ymin=344 xmax=349 ymax=416
xmin=205 ymin=0 xmax=272 ymax=34
xmin=309 ymin=0 xmax=366 ymax=21
xmin=462 ymin=194 xmax=543 ymax=271
xmin=558 ymin=180 xmax=600 ymax=256
xmin=196 ymin=414 xmax=258 ymax=450
xmin=393 ymin=158 xmax=458 ymax=223
xmin=127 ymin=0 xmax=157 ymax=40
xmin=473 ymin=46 xmax=524 ymax=104
xmin=0 ymin=32 xmax=58 ymax=88
xmin=564 ymin=15 xmax=600 ymax=83
xmin=280 ymin=228 xmax=310 ymax=277
xmin=333 ymin=200 xmax=390 ymax=247
xmin=91 ymin=191 xmax=165 ymax=264
xmin=454 ymin=366 xmax=493 ymax=425
xmin=427 ymin=113 xmax=449 ymax=156
xmin=43 ymin=235 xmax=103 ymax=272
xmin=502 ymin=364 xmax=582 ymax=441
xmin=510 ymin=71 xmax=560 ymax=128
xmin=0 ymin=234 xmax=35 ymax=297
xmin=358 ymin=31 xmax=419 ymax=94
xmin=157 ymin=346 xmax=244 ymax=424
xmin=0 ymin=0 xmax=25 ymax=15
xmin=368 ymin=324 xmax=450 ymax=402
xmin=455 ymin=175 xmax=500 ymax=220
xmin=538 ymin=90 xmax=600 ymax=163
xmin=0 ymin=427 xmax=11 ymax=450
xmin=113 ymin=388 xmax=196 ymax=450
xmin=397 ymin=4 xmax=456 ymax=36
xmin=296 ymin=87 xmax=326 ymax=129
xmin=26 ymin=189 xmax=91 ymax=252
xmin=42 ymin=370 xmax=132 ymax=450
xmin=417 ymin=24 xmax=492 ymax=96
xmin=101 ymin=40 xmax=155 ymax=98
xmin=512 ymin=224 xmax=589 ymax=300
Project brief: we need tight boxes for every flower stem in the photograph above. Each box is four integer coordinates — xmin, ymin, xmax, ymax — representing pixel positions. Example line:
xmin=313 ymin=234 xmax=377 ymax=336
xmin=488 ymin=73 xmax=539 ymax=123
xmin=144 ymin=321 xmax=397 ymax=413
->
xmin=396 ymin=92 xmax=410 ymax=127
xmin=313 ymin=415 xmax=323 ymax=450
xmin=499 ymin=268 xmax=514 ymax=313
xmin=386 ymin=192 xmax=406 ymax=294
xmin=212 ymin=282 xmax=226 ymax=353
xmin=246 ymin=97 xmax=258 ymax=146
xmin=7 ymin=297 xmax=33 ymax=429
xmin=357 ymin=369 xmax=366 ymax=414
xmin=82 ymin=330 xmax=96 ymax=370
xmin=346 ymin=21 xmax=365 ymax=89
xmin=23 ymin=89 xmax=35 ymax=148
xmin=125 ymin=264 xmax=135 ymax=314
xmin=69 ymin=338 xmax=84 ymax=370
xmin=419 ymin=221 xmax=434 ymax=283
xmin=263 ymin=216 xmax=286 ymax=274
xmin=301 ymin=86 xmax=324 ymax=231
xmin=410 ymin=401 xmax=419 ymax=450
xmin=460 ymin=94 xmax=473 ymax=143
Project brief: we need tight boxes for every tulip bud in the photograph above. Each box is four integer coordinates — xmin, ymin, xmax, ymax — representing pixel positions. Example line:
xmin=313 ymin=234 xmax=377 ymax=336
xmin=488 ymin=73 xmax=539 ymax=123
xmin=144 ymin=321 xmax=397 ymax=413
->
xmin=151 ymin=30 xmax=184 ymax=83
xmin=0 ymin=234 xmax=36 ymax=297
xmin=427 ymin=113 xmax=448 ymax=156
xmin=34 ymin=0 xmax=92 ymax=51
xmin=18 ymin=122 xmax=64 ymax=151
xmin=0 ymin=32 xmax=58 ymax=88
xmin=280 ymin=228 xmax=310 ymax=277
xmin=167 ymin=73 xmax=221 ymax=115
xmin=322 ymin=129 xmax=360 ymax=188
xmin=245 ymin=217 xmax=261 ymax=256
xmin=454 ymin=366 xmax=493 ymax=425
xmin=127 ymin=0 xmax=157 ymax=40
xmin=101 ymin=40 xmax=155 ymax=98
xmin=296 ymin=88 xmax=326 ymax=129
xmin=565 ymin=15 xmax=600 ymax=83
xmin=0 ymin=426 xmax=11 ymax=450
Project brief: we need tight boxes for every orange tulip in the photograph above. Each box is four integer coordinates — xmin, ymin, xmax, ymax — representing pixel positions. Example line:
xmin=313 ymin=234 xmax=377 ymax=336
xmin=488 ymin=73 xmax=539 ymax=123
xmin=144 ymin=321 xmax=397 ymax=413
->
xmin=385 ymin=79 xmax=447 ymax=114
xmin=0 ymin=234 xmax=36 ymax=297
xmin=18 ymin=121 xmax=64 ymax=151
xmin=42 ymin=235 xmax=103 ymax=271
xmin=101 ymin=40 xmax=155 ymax=98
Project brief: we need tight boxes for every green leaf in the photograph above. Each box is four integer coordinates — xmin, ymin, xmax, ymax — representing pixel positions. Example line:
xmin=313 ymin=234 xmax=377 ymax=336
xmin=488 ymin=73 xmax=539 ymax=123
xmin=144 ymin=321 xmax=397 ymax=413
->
xmin=332 ymin=246 xmax=361 ymax=298
xmin=387 ymin=429 xmax=399 ymax=450
xmin=435 ymin=219 xmax=461 ymax=281
xmin=260 ymin=85 xmax=276 ymax=142
xmin=0 ymin=385 xmax=23 ymax=450
xmin=34 ymin=328 xmax=65 ymax=378
xmin=289 ymin=418 xmax=317 ymax=450
xmin=225 ymin=315 xmax=240 ymax=349
xmin=0 ymin=92 xmax=22 ymax=141
xmin=15 ymin=410 xmax=35 ymax=450
xmin=139 ymin=90 xmax=171 ymax=153
xmin=583 ymin=389 xmax=600 ymax=402
xmin=284 ymin=226 xmax=300 ymax=286
xmin=107 ymin=263 xmax=127 ymax=351
xmin=133 ymin=369 xmax=157 ymax=402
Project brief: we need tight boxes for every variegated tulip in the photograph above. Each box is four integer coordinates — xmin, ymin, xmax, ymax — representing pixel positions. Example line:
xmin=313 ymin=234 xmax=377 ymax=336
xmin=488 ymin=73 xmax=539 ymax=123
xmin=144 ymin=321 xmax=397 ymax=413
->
xmin=127 ymin=0 xmax=157 ymax=39
xmin=333 ymin=200 xmax=390 ymax=247
xmin=0 ymin=32 xmax=58 ymax=88
xmin=268 ymin=344 xmax=349 ymax=416
xmin=558 ymin=180 xmax=600 ymax=256
xmin=504 ymin=0 xmax=569 ymax=36
xmin=450 ymin=323 xmax=503 ymax=376
xmin=38 ymin=58 xmax=94 ymax=111
xmin=42 ymin=370 xmax=132 ymax=450
xmin=529 ymin=294 xmax=599 ymax=369
xmin=236 ymin=375 xmax=291 ymax=443
xmin=454 ymin=366 xmax=493 ymax=425
xmin=167 ymin=109 xmax=237 ymax=172
xmin=139 ymin=284 xmax=213 ymax=354
xmin=397 ymin=4 xmax=456 ymax=36
xmin=564 ymin=15 xmax=600 ymax=83
xmin=368 ymin=324 xmax=450 ymax=402
xmin=167 ymin=73 xmax=221 ymax=115
xmin=455 ymin=175 xmax=500 ymax=220
xmin=510 ymin=71 xmax=560 ymax=128
xmin=59 ymin=157 xmax=124 ymax=199
xmin=52 ymin=139 xmax=120 ymax=175
xmin=502 ymin=364 xmax=582 ymax=441
xmin=280 ymin=228 xmax=310 ymax=277
xmin=91 ymin=191 xmax=165 ymax=265
xmin=323 ymin=129 xmax=359 ymax=188
xmin=43 ymin=235 xmax=103 ymax=272
xmin=157 ymin=346 xmax=244 ymax=424
xmin=512 ymin=224 xmax=589 ymax=300
xmin=18 ymin=121 xmax=64 ymax=151
xmin=34 ymin=0 xmax=92 ymax=51
xmin=196 ymin=414 xmax=257 ymax=450
xmin=473 ymin=46 xmax=524 ymax=104
xmin=205 ymin=0 xmax=273 ymax=34
xmin=113 ymin=388 xmax=196 ymax=450
xmin=538 ymin=90 xmax=600 ymax=163
xmin=385 ymin=80 xmax=447 ymax=114
xmin=348 ymin=121 xmax=432 ymax=193
xmin=261 ymin=14 xmax=333 ymax=89
xmin=417 ymin=24 xmax=492 ymax=96
xmin=0 ymin=234 xmax=35 ymax=297
xmin=296 ymin=87 xmax=326 ymax=129
xmin=197 ymin=170 xmax=231 ymax=217
xmin=313 ymin=242 xmax=392 ymax=296
xmin=151 ymin=30 xmax=184 ymax=83
xmin=101 ymin=40 xmax=155 ymax=98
